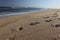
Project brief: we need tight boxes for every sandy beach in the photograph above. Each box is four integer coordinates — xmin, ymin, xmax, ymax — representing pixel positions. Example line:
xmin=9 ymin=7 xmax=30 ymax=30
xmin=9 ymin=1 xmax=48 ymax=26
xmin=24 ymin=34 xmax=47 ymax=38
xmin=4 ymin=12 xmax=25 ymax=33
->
xmin=0 ymin=9 xmax=60 ymax=40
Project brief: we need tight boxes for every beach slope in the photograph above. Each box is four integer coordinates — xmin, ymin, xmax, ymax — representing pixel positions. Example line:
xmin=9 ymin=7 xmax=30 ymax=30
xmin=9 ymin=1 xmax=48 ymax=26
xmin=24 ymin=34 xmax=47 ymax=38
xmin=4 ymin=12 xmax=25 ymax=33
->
xmin=0 ymin=9 xmax=60 ymax=40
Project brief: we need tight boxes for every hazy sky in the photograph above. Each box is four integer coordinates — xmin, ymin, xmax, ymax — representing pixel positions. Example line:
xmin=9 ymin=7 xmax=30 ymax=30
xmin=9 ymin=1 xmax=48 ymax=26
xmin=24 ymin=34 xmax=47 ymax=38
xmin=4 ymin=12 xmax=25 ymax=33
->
xmin=0 ymin=0 xmax=60 ymax=8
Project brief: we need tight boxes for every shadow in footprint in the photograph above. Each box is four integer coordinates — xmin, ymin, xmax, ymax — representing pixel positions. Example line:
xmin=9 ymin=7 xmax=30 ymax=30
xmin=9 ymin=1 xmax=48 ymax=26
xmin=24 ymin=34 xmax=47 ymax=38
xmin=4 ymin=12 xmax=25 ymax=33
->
xmin=18 ymin=27 xmax=23 ymax=30
xmin=30 ymin=22 xmax=40 ymax=25
xmin=16 ymin=27 xmax=23 ymax=32
xmin=45 ymin=19 xmax=52 ymax=22
xmin=51 ymin=24 xmax=60 ymax=28
xmin=55 ymin=24 xmax=60 ymax=27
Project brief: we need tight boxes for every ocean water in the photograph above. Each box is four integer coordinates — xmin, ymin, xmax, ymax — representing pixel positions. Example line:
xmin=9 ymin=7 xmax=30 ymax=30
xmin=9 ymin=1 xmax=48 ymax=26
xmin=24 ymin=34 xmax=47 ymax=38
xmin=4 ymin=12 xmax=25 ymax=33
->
xmin=0 ymin=8 xmax=47 ymax=17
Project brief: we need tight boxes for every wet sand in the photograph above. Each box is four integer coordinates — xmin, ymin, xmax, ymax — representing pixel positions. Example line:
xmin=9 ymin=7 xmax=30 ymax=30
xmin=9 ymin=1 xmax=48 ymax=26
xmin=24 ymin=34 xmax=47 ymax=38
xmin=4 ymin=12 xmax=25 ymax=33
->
xmin=0 ymin=9 xmax=60 ymax=40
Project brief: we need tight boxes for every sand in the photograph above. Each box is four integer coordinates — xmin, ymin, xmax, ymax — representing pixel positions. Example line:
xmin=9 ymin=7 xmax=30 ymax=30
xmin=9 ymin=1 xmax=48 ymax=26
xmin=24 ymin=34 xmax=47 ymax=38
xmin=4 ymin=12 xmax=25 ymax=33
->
xmin=0 ymin=9 xmax=60 ymax=40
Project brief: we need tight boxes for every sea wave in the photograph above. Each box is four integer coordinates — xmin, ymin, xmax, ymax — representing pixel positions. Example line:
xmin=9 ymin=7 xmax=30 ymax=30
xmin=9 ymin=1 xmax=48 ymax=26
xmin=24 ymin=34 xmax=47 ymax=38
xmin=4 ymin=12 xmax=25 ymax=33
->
xmin=0 ymin=9 xmax=49 ymax=18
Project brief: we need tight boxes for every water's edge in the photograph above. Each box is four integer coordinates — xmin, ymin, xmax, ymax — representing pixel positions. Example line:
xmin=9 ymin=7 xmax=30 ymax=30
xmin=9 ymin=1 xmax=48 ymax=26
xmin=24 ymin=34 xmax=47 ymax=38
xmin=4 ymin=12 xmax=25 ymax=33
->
xmin=0 ymin=9 xmax=49 ymax=18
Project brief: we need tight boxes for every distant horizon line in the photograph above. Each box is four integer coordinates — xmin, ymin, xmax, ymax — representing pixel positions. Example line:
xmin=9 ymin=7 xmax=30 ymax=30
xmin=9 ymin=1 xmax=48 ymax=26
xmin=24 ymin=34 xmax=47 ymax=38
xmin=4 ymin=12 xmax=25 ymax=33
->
xmin=0 ymin=7 xmax=42 ymax=8
xmin=0 ymin=6 xmax=49 ymax=8
xmin=0 ymin=6 xmax=59 ymax=9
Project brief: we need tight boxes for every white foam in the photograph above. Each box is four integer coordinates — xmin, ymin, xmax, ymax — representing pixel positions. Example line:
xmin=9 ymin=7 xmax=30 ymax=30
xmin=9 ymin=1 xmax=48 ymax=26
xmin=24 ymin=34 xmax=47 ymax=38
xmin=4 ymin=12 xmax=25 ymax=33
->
xmin=0 ymin=9 xmax=49 ymax=18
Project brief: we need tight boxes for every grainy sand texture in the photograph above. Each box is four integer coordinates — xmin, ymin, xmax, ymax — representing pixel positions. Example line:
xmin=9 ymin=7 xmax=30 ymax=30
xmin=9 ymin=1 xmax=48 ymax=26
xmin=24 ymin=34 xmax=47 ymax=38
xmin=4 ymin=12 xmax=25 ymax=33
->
xmin=0 ymin=9 xmax=60 ymax=40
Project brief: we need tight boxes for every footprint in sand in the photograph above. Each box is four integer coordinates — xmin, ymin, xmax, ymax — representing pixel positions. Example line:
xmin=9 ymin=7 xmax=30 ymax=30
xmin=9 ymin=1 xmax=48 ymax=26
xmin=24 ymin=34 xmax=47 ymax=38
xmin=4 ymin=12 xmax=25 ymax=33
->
xmin=6 ymin=37 xmax=15 ymax=40
xmin=43 ymin=16 xmax=53 ymax=22
xmin=45 ymin=19 xmax=52 ymax=22
xmin=53 ymin=35 xmax=60 ymax=40
xmin=16 ymin=27 xmax=23 ymax=32
xmin=30 ymin=22 xmax=40 ymax=25
xmin=11 ymin=26 xmax=23 ymax=32
xmin=51 ymin=24 xmax=60 ymax=28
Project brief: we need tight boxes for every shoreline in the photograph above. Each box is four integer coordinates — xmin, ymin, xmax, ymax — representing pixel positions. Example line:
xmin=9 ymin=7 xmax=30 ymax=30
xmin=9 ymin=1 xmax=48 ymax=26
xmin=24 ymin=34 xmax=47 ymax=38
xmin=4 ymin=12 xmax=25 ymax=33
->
xmin=0 ymin=9 xmax=49 ymax=18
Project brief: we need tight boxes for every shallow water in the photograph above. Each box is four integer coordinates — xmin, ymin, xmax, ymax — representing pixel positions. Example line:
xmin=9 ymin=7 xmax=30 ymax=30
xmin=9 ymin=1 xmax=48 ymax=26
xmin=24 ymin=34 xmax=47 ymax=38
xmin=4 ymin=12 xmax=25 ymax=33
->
xmin=0 ymin=8 xmax=48 ymax=17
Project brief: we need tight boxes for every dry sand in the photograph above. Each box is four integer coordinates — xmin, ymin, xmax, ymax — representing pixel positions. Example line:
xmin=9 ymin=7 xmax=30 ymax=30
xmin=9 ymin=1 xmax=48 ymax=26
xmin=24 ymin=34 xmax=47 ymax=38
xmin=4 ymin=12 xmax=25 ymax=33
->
xmin=0 ymin=9 xmax=60 ymax=40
